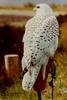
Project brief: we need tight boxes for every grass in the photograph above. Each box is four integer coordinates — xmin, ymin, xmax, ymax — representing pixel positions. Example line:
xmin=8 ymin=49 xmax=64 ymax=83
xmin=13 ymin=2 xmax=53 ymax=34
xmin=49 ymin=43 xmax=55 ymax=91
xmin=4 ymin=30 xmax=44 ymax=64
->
xmin=0 ymin=52 xmax=67 ymax=100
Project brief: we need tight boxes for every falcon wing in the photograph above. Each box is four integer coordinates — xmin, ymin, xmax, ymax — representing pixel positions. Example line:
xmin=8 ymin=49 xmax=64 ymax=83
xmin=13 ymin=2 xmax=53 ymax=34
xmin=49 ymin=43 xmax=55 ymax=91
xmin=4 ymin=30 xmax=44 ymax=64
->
xmin=30 ymin=16 xmax=59 ymax=65
xmin=22 ymin=16 xmax=59 ymax=70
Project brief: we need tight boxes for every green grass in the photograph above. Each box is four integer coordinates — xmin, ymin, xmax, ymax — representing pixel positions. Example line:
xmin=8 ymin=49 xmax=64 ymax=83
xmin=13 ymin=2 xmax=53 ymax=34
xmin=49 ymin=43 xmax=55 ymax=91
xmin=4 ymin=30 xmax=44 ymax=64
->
xmin=0 ymin=52 xmax=67 ymax=100
xmin=0 ymin=79 xmax=37 ymax=100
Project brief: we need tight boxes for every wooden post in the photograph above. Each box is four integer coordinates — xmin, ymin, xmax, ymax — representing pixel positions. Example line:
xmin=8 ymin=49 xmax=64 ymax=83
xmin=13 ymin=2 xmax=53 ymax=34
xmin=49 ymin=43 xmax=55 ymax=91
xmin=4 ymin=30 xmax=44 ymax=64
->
xmin=4 ymin=54 xmax=19 ymax=80
xmin=52 ymin=79 xmax=54 ymax=100
xmin=37 ymin=91 xmax=42 ymax=100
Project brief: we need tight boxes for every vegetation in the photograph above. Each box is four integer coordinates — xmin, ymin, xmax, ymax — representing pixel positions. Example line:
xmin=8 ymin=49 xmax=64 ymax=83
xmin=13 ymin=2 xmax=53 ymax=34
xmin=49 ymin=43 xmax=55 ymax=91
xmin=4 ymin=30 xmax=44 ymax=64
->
xmin=0 ymin=3 xmax=34 ymax=10
xmin=0 ymin=3 xmax=67 ymax=12
xmin=51 ymin=4 xmax=67 ymax=12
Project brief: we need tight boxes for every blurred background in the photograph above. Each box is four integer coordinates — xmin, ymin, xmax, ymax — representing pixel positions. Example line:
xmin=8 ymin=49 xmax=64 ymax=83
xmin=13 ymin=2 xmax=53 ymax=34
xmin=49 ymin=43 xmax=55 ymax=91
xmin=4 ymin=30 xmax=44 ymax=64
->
xmin=0 ymin=0 xmax=67 ymax=100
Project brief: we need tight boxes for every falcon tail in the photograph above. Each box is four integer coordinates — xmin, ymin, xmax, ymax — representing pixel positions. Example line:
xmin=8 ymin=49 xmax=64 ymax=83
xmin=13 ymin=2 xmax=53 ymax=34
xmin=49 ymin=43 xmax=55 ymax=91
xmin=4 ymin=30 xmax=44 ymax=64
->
xmin=22 ymin=64 xmax=41 ymax=91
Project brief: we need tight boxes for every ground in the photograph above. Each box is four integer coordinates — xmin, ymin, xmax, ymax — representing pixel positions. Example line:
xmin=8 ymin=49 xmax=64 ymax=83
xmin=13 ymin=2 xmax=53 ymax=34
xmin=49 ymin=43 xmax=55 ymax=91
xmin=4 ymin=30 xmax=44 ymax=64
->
xmin=0 ymin=52 xmax=67 ymax=100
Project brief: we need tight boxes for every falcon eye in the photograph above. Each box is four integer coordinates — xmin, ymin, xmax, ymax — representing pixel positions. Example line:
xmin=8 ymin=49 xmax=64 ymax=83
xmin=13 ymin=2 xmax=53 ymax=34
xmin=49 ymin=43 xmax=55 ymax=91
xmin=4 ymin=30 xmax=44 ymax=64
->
xmin=37 ymin=6 xmax=40 ymax=8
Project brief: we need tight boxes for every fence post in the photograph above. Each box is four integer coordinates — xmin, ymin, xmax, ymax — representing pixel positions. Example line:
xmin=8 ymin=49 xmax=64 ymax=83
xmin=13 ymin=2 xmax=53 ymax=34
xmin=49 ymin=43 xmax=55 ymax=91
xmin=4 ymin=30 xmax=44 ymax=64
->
xmin=4 ymin=54 xmax=19 ymax=80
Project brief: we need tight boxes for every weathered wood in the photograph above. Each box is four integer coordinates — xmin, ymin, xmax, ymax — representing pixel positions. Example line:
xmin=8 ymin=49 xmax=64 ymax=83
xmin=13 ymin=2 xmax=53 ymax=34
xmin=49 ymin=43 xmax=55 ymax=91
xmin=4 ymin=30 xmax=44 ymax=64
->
xmin=4 ymin=54 xmax=19 ymax=79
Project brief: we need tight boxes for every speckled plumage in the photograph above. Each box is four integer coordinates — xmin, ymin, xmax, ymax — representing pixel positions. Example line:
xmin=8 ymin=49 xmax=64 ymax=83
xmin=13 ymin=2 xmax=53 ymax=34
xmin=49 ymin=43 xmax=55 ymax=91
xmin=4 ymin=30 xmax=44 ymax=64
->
xmin=22 ymin=4 xmax=59 ymax=91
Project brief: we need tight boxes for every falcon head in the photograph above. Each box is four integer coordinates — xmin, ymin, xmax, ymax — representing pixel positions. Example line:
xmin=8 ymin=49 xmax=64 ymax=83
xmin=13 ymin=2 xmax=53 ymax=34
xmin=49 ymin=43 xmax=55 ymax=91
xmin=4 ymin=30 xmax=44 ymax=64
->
xmin=33 ymin=3 xmax=54 ymax=16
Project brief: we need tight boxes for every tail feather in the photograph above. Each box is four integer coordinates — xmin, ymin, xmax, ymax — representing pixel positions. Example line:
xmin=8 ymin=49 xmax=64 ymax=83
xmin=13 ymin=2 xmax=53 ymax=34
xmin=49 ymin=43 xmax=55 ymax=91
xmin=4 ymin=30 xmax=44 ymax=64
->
xmin=22 ymin=64 xmax=41 ymax=91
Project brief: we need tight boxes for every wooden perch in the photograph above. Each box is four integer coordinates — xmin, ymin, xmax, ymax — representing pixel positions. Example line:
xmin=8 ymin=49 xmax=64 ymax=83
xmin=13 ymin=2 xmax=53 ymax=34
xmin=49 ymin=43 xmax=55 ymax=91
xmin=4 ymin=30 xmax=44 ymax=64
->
xmin=37 ymin=91 xmax=42 ymax=100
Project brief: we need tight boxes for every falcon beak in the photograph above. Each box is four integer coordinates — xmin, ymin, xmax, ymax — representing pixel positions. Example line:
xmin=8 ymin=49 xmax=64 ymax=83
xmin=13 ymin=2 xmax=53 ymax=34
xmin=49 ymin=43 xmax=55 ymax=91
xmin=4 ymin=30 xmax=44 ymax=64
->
xmin=33 ymin=7 xmax=37 ymax=12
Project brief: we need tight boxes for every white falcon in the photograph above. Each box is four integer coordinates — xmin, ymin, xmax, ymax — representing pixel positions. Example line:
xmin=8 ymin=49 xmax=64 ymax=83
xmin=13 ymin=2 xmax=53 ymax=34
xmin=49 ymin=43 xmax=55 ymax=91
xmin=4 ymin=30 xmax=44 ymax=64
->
xmin=22 ymin=3 xmax=59 ymax=91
